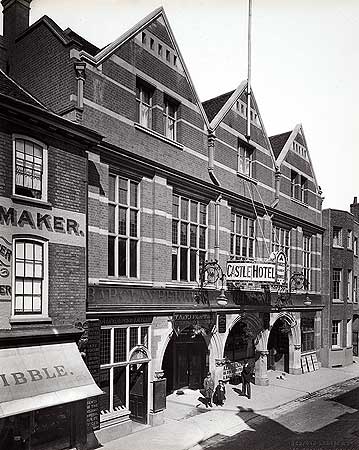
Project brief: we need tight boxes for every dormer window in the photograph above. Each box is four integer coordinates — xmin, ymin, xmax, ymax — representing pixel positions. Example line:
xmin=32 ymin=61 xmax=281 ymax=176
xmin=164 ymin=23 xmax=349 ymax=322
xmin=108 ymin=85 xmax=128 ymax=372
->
xmin=158 ymin=44 xmax=163 ymax=57
xmin=238 ymin=142 xmax=252 ymax=177
xmin=13 ymin=136 xmax=48 ymax=202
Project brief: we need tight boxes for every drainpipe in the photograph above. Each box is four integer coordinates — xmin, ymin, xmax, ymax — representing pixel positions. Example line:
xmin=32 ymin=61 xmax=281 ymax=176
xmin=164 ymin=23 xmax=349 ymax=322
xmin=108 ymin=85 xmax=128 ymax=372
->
xmin=270 ymin=166 xmax=281 ymax=208
xmin=207 ymin=130 xmax=221 ymax=262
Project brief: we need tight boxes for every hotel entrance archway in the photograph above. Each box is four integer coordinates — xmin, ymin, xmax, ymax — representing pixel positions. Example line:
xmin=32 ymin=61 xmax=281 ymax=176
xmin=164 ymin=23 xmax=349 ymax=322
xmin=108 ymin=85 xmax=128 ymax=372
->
xmin=267 ymin=318 xmax=290 ymax=373
xmin=224 ymin=320 xmax=255 ymax=363
xmin=162 ymin=328 xmax=208 ymax=393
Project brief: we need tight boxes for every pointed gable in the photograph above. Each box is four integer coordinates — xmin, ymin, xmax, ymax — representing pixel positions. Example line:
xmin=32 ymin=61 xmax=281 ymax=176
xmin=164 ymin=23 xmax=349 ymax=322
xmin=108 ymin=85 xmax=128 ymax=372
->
xmin=202 ymin=91 xmax=234 ymax=123
xmin=269 ymin=131 xmax=291 ymax=159
xmin=78 ymin=7 xmax=209 ymax=128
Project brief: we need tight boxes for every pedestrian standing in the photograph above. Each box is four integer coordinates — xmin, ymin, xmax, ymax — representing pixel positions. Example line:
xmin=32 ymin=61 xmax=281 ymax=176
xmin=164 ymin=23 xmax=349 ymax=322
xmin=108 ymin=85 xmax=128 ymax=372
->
xmin=242 ymin=360 xmax=253 ymax=399
xmin=213 ymin=380 xmax=226 ymax=406
xmin=203 ymin=372 xmax=214 ymax=407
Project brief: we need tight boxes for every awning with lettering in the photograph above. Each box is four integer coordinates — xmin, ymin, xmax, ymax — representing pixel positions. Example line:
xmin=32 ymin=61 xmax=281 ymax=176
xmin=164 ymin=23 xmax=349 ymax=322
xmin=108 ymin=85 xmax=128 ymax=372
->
xmin=0 ymin=342 xmax=103 ymax=418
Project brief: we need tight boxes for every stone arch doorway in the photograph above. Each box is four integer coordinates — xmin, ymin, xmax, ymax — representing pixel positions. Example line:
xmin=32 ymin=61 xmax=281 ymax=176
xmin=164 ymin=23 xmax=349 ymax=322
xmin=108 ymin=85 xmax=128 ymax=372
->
xmin=224 ymin=320 xmax=256 ymax=363
xmin=162 ymin=327 xmax=208 ymax=393
xmin=267 ymin=317 xmax=291 ymax=373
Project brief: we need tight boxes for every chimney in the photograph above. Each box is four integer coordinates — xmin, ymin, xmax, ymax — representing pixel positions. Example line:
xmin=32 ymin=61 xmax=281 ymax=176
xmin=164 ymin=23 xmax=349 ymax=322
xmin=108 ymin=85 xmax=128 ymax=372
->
xmin=350 ymin=196 xmax=359 ymax=222
xmin=2 ymin=0 xmax=31 ymax=46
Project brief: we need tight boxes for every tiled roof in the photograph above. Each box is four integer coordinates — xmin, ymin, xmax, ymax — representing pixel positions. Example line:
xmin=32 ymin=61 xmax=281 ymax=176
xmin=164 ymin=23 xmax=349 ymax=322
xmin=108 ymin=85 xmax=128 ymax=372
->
xmin=269 ymin=131 xmax=292 ymax=159
xmin=202 ymin=91 xmax=234 ymax=122
xmin=64 ymin=28 xmax=100 ymax=56
xmin=0 ymin=70 xmax=45 ymax=108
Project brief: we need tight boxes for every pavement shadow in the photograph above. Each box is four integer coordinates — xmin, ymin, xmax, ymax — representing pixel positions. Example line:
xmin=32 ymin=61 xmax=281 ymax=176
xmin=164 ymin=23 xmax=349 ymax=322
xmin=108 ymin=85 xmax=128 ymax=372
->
xmin=233 ymin=387 xmax=245 ymax=396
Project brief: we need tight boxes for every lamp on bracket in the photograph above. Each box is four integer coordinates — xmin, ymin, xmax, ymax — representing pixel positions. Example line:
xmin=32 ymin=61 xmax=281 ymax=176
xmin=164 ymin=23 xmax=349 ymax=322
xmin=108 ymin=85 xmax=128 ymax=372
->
xmin=194 ymin=260 xmax=228 ymax=307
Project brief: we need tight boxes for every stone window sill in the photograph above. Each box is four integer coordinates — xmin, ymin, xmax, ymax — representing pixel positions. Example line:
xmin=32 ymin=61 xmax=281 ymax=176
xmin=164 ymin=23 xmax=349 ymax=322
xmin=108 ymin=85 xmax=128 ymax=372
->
xmin=134 ymin=123 xmax=184 ymax=150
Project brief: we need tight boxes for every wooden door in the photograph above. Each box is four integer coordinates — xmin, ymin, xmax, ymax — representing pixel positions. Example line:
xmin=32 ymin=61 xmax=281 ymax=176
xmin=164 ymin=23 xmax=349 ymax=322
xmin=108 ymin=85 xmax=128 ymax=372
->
xmin=129 ymin=363 xmax=148 ymax=423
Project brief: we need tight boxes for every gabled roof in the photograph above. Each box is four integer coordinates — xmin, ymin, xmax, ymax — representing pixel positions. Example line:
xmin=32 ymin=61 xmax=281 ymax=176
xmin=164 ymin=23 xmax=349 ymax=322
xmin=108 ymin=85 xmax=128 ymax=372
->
xmin=276 ymin=124 xmax=319 ymax=189
xmin=63 ymin=28 xmax=100 ymax=56
xmin=269 ymin=131 xmax=292 ymax=159
xmin=77 ymin=7 xmax=209 ymax=128
xmin=202 ymin=91 xmax=234 ymax=123
xmin=206 ymin=80 xmax=276 ymax=167
xmin=0 ymin=69 xmax=47 ymax=109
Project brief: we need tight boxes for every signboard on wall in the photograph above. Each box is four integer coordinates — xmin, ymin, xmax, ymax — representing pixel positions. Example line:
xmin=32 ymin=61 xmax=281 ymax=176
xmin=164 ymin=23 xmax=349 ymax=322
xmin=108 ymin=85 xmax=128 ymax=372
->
xmin=226 ymin=261 xmax=276 ymax=283
xmin=0 ymin=236 xmax=11 ymax=301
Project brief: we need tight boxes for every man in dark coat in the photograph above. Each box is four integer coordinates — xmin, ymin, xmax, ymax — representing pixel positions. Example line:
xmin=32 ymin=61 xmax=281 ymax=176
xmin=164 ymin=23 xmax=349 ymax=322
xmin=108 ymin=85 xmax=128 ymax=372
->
xmin=203 ymin=372 xmax=214 ymax=407
xmin=242 ymin=360 xmax=253 ymax=399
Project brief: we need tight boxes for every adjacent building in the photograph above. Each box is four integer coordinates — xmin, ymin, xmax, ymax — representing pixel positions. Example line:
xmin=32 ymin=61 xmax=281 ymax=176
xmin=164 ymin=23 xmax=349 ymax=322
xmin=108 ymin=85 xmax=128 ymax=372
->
xmin=1 ymin=0 xmax=326 ymax=442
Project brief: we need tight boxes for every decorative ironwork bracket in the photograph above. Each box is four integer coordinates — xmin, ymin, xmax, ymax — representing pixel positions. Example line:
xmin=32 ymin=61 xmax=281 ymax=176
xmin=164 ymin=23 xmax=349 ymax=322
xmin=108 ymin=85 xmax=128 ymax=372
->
xmin=274 ymin=272 xmax=310 ymax=309
xmin=193 ymin=259 xmax=226 ymax=306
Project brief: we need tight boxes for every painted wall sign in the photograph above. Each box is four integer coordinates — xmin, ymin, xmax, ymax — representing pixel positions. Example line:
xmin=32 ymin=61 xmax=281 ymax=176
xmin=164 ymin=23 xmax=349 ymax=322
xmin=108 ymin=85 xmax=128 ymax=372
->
xmin=172 ymin=312 xmax=216 ymax=336
xmin=0 ymin=196 xmax=86 ymax=247
xmin=0 ymin=236 xmax=12 ymax=301
xmin=226 ymin=261 xmax=276 ymax=283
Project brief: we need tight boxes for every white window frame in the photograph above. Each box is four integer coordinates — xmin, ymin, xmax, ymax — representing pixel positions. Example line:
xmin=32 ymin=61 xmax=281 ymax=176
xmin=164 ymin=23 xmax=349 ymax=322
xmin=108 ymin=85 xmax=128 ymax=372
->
xmin=171 ymin=194 xmax=207 ymax=282
xmin=331 ymin=320 xmax=341 ymax=349
xmin=136 ymin=83 xmax=153 ymax=129
xmin=237 ymin=144 xmax=252 ymax=177
xmin=332 ymin=268 xmax=342 ymax=302
xmin=108 ymin=175 xmax=140 ymax=278
xmin=303 ymin=235 xmax=312 ymax=289
xmin=347 ymin=269 xmax=353 ymax=302
xmin=12 ymin=135 xmax=48 ymax=203
xmin=354 ymin=237 xmax=358 ymax=256
xmin=347 ymin=230 xmax=353 ymax=250
xmin=12 ymin=236 xmax=49 ymax=319
xmin=354 ymin=276 xmax=358 ymax=303
xmin=346 ymin=319 xmax=352 ymax=348
xmin=333 ymin=227 xmax=342 ymax=247
xmin=164 ymin=98 xmax=177 ymax=141
xmin=99 ymin=324 xmax=151 ymax=420
xmin=230 ymin=213 xmax=256 ymax=259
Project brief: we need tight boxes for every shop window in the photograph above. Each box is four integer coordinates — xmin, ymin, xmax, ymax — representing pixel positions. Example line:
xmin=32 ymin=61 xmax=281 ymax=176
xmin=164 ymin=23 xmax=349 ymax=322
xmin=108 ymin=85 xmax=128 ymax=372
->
xmin=13 ymin=238 xmax=48 ymax=317
xmin=172 ymin=193 xmax=207 ymax=282
xmin=333 ymin=268 xmax=342 ymax=301
xmin=99 ymin=325 xmax=150 ymax=418
xmin=13 ymin=136 xmax=48 ymax=202
xmin=238 ymin=142 xmax=252 ymax=177
xmin=303 ymin=235 xmax=312 ymax=289
xmin=301 ymin=317 xmax=314 ymax=352
xmin=331 ymin=320 xmax=341 ymax=348
xmin=333 ymin=227 xmax=342 ymax=247
xmin=272 ymin=226 xmax=290 ymax=264
xmin=230 ymin=213 xmax=255 ymax=258
xmin=164 ymin=97 xmax=178 ymax=141
xmin=136 ymin=81 xmax=153 ymax=129
xmin=108 ymin=175 xmax=139 ymax=278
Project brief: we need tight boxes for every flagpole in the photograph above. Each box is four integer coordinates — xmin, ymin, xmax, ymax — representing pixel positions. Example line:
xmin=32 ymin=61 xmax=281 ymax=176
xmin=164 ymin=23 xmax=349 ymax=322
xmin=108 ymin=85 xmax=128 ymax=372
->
xmin=246 ymin=0 xmax=252 ymax=141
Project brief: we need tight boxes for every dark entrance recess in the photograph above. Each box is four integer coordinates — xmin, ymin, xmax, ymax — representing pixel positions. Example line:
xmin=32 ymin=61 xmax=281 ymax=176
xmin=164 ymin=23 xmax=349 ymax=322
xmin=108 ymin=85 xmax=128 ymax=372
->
xmin=129 ymin=363 xmax=148 ymax=423
xmin=224 ymin=321 xmax=255 ymax=363
xmin=352 ymin=316 xmax=359 ymax=357
xmin=162 ymin=328 xmax=208 ymax=393
xmin=267 ymin=318 xmax=290 ymax=373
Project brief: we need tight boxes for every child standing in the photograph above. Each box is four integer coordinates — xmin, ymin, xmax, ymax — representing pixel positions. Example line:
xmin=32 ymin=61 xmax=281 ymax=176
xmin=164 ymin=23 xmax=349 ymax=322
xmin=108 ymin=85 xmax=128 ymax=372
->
xmin=213 ymin=380 xmax=226 ymax=406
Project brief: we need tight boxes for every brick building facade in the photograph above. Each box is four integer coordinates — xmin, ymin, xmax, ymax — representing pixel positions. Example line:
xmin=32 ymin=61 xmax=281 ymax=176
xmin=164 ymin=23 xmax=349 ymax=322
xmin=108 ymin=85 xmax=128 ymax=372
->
xmin=1 ymin=0 xmax=325 ymax=443
xmin=0 ymin=48 xmax=102 ymax=450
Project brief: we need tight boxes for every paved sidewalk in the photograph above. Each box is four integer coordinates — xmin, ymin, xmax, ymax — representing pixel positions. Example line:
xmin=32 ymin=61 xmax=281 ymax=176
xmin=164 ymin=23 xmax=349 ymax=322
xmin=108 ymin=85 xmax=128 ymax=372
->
xmin=101 ymin=362 xmax=359 ymax=450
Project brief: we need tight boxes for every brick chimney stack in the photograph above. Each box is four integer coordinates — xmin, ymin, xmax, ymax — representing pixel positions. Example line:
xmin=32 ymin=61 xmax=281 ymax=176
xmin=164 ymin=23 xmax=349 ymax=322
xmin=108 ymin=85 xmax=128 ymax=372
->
xmin=2 ymin=0 xmax=31 ymax=46
xmin=350 ymin=196 xmax=359 ymax=222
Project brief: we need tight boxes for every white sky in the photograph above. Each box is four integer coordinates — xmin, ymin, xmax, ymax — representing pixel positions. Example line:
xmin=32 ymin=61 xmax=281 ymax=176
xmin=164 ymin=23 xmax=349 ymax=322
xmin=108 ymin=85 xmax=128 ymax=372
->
xmin=4 ymin=0 xmax=358 ymax=211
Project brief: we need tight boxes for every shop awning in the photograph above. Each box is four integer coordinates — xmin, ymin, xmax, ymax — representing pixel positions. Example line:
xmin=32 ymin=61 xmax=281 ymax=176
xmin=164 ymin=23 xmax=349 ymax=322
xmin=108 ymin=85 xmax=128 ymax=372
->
xmin=0 ymin=342 xmax=103 ymax=418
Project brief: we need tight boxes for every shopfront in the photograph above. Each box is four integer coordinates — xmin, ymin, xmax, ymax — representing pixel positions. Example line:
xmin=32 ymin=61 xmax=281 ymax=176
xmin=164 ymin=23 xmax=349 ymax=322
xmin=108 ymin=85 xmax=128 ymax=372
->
xmin=0 ymin=342 xmax=103 ymax=450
